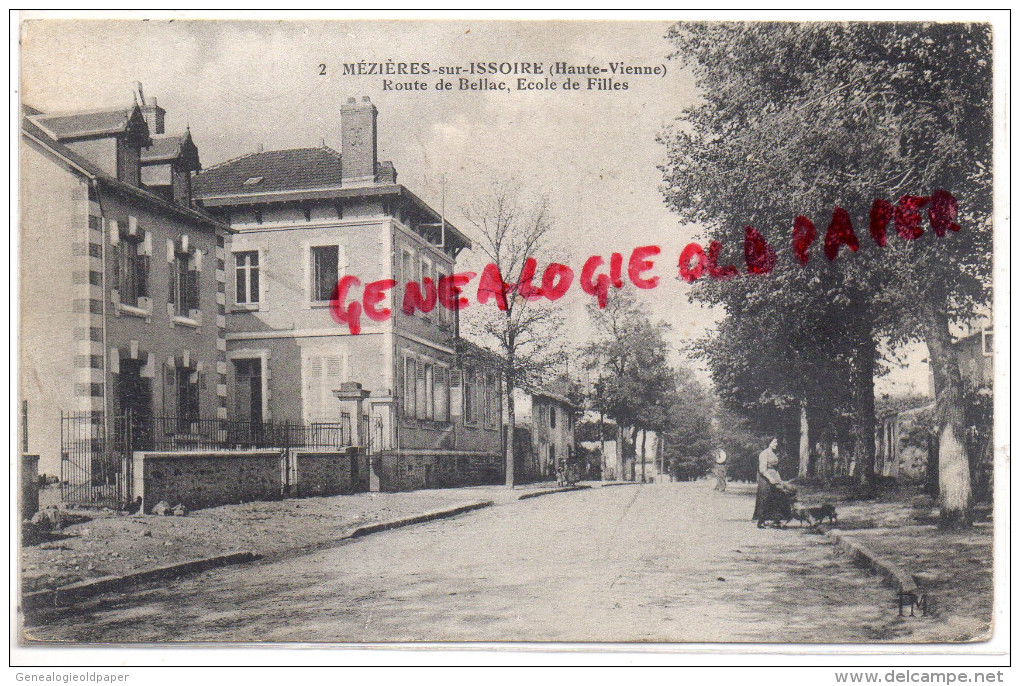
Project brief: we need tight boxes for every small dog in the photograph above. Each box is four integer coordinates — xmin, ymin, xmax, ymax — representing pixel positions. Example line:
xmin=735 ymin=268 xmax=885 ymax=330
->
xmin=805 ymin=503 xmax=838 ymax=526
xmin=791 ymin=505 xmax=812 ymax=527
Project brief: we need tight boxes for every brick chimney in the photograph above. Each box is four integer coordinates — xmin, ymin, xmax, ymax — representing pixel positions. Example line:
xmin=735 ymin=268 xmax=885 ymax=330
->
xmin=140 ymin=96 xmax=166 ymax=135
xmin=134 ymin=82 xmax=165 ymax=135
xmin=341 ymin=96 xmax=378 ymax=183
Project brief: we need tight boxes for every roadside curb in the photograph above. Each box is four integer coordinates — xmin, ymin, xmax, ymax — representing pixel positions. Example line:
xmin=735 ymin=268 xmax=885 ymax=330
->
xmin=599 ymin=481 xmax=641 ymax=488
xmin=21 ymin=551 xmax=260 ymax=610
xmin=23 ymin=499 xmax=497 ymax=611
xmin=348 ymin=499 xmax=494 ymax=538
xmin=517 ymin=484 xmax=592 ymax=500
xmin=826 ymin=528 xmax=922 ymax=597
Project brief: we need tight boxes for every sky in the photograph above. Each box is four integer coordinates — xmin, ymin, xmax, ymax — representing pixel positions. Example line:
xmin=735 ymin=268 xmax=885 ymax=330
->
xmin=19 ymin=17 xmax=930 ymax=395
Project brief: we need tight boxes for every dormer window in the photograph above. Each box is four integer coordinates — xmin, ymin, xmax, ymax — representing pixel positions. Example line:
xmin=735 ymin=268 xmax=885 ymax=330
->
xmin=243 ymin=176 xmax=264 ymax=186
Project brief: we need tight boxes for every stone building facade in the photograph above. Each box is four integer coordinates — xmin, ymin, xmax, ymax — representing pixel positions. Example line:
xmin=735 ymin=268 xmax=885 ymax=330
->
xmin=192 ymin=96 xmax=503 ymax=491
xmin=21 ymin=98 xmax=228 ymax=478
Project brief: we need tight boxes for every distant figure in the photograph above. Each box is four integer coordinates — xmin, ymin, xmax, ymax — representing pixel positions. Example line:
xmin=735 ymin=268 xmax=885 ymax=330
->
xmin=713 ymin=448 xmax=728 ymax=492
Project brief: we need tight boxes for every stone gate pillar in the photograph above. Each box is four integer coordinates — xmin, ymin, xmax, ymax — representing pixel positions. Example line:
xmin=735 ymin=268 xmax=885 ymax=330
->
xmin=333 ymin=382 xmax=370 ymax=448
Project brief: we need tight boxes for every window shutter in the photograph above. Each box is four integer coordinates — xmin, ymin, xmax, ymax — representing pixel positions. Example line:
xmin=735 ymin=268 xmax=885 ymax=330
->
xmin=415 ymin=360 xmax=427 ymax=420
xmin=403 ymin=357 xmax=416 ymax=418
xmin=111 ymin=242 xmax=121 ymax=291
xmin=305 ymin=354 xmax=344 ymax=422
xmin=435 ymin=367 xmax=449 ymax=421
xmin=449 ymin=369 xmax=463 ymax=417
xmin=136 ymin=254 xmax=149 ymax=297
xmin=187 ymin=268 xmax=199 ymax=309
xmin=305 ymin=356 xmax=324 ymax=421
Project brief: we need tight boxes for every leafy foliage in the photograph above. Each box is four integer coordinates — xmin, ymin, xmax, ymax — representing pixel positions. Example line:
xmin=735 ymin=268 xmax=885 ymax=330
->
xmin=660 ymin=22 xmax=993 ymax=501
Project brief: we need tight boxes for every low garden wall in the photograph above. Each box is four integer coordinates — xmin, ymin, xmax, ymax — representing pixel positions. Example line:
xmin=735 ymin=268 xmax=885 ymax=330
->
xmin=292 ymin=448 xmax=369 ymax=496
xmin=133 ymin=450 xmax=283 ymax=513
xmin=376 ymin=451 xmax=503 ymax=492
xmin=133 ymin=448 xmax=369 ymax=512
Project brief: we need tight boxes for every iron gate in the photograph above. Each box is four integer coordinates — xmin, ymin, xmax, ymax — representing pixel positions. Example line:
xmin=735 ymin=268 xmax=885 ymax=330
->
xmin=60 ymin=410 xmax=352 ymax=508
xmin=60 ymin=411 xmax=133 ymax=509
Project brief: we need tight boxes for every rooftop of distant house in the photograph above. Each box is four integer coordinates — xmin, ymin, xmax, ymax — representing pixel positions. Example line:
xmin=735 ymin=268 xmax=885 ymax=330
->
xmin=192 ymin=145 xmax=470 ymax=250
xmin=21 ymin=103 xmax=223 ymax=231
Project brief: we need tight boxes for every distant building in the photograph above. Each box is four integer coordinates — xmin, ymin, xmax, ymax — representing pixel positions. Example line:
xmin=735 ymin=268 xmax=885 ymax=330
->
xmin=191 ymin=96 xmax=503 ymax=491
xmin=509 ymin=381 xmax=578 ymax=482
xmin=953 ymin=327 xmax=993 ymax=389
xmin=877 ymin=324 xmax=992 ymax=481
xmin=21 ymin=94 xmax=227 ymax=480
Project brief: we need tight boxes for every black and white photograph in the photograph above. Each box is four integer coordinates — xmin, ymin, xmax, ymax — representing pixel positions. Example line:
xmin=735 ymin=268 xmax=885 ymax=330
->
xmin=12 ymin=11 xmax=1009 ymax=666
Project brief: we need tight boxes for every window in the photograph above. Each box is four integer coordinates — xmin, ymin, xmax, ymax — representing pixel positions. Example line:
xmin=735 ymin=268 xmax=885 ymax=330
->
xmin=176 ymin=367 xmax=200 ymax=430
xmin=233 ymin=358 xmax=264 ymax=423
xmin=311 ymin=245 xmax=339 ymax=302
xmin=234 ymin=251 xmax=260 ymax=305
xmin=424 ymin=363 xmax=435 ymax=420
xmin=403 ymin=357 xmax=417 ymax=418
xmin=401 ymin=249 xmax=417 ymax=287
xmin=415 ymin=360 xmax=427 ymax=420
xmin=550 ymin=405 xmax=557 ymax=429
xmin=485 ymin=372 xmax=498 ymax=429
xmin=115 ymin=234 xmax=149 ymax=306
xmin=464 ymin=367 xmax=477 ymax=425
xmin=303 ymin=353 xmax=344 ymax=422
xmin=436 ymin=268 xmax=451 ymax=325
xmin=420 ymin=258 xmax=433 ymax=317
xmin=169 ymin=250 xmax=199 ymax=316
xmin=982 ymin=330 xmax=993 ymax=357
xmin=435 ymin=367 xmax=450 ymax=422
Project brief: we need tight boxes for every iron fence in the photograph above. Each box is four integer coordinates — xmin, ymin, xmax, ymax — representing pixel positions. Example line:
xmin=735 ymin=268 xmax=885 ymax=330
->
xmin=60 ymin=411 xmax=351 ymax=507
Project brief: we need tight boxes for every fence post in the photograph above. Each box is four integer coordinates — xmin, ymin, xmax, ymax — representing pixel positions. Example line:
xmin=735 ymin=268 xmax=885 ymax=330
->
xmin=283 ymin=420 xmax=291 ymax=497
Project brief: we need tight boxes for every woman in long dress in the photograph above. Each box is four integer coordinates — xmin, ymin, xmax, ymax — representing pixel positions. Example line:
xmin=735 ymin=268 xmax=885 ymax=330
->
xmin=752 ymin=438 xmax=781 ymax=527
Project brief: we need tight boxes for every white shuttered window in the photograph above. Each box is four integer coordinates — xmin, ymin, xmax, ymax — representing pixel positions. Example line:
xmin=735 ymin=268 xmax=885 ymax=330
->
xmin=304 ymin=353 xmax=345 ymax=422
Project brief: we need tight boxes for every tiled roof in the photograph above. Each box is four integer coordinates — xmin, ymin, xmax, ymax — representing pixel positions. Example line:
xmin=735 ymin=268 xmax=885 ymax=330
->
xmin=30 ymin=108 xmax=136 ymax=140
xmin=141 ymin=135 xmax=184 ymax=163
xmin=193 ymin=147 xmax=344 ymax=197
xmin=21 ymin=115 xmax=225 ymax=231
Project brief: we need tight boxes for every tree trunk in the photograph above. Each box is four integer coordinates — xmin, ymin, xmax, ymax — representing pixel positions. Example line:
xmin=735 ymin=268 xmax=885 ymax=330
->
xmin=818 ymin=432 xmax=832 ymax=483
xmin=798 ymin=402 xmax=810 ymax=479
xmin=615 ymin=422 xmax=624 ymax=482
xmin=921 ymin=303 xmax=971 ymax=528
xmin=505 ymin=369 xmax=516 ymax=489
xmin=640 ymin=429 xmax=647 ymax=483
xmin=629 ymin=426 xmax=639 ymax=481
xmin=599 ymin=405 xmax=606 ymax=481
xmin=850 ymin=329 xmax=878 ymax=498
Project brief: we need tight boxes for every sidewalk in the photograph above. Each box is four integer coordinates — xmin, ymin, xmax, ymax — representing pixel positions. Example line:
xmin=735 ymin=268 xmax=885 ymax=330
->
xmin=795 ymin=484 xmax=994 ymax=641
xmin=21 ymin=480 xmax=601 ymax=597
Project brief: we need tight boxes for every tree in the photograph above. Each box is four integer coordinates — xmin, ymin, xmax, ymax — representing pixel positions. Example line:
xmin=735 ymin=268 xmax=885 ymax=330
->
xmin=659 ymin=368 xmax=715 ymax=482
xmin=461 ymin=181 xmax=564 ymax=487
xmin=583 ymin=290 xmax=679 ymax=480
xmin=660 ymin=22 xmax=993 ymax=525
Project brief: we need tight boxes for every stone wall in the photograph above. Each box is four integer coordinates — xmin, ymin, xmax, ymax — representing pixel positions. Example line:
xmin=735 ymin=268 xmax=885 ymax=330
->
xmin=21 ymin=454 xmax=40 ymax=520
xmin=376 ymin=451 xmax=502 ymax=492
xmin=134 ymin=450 xmax=282 ymax=512
xmin=292 ymin=448 xmax=369 ymax=496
